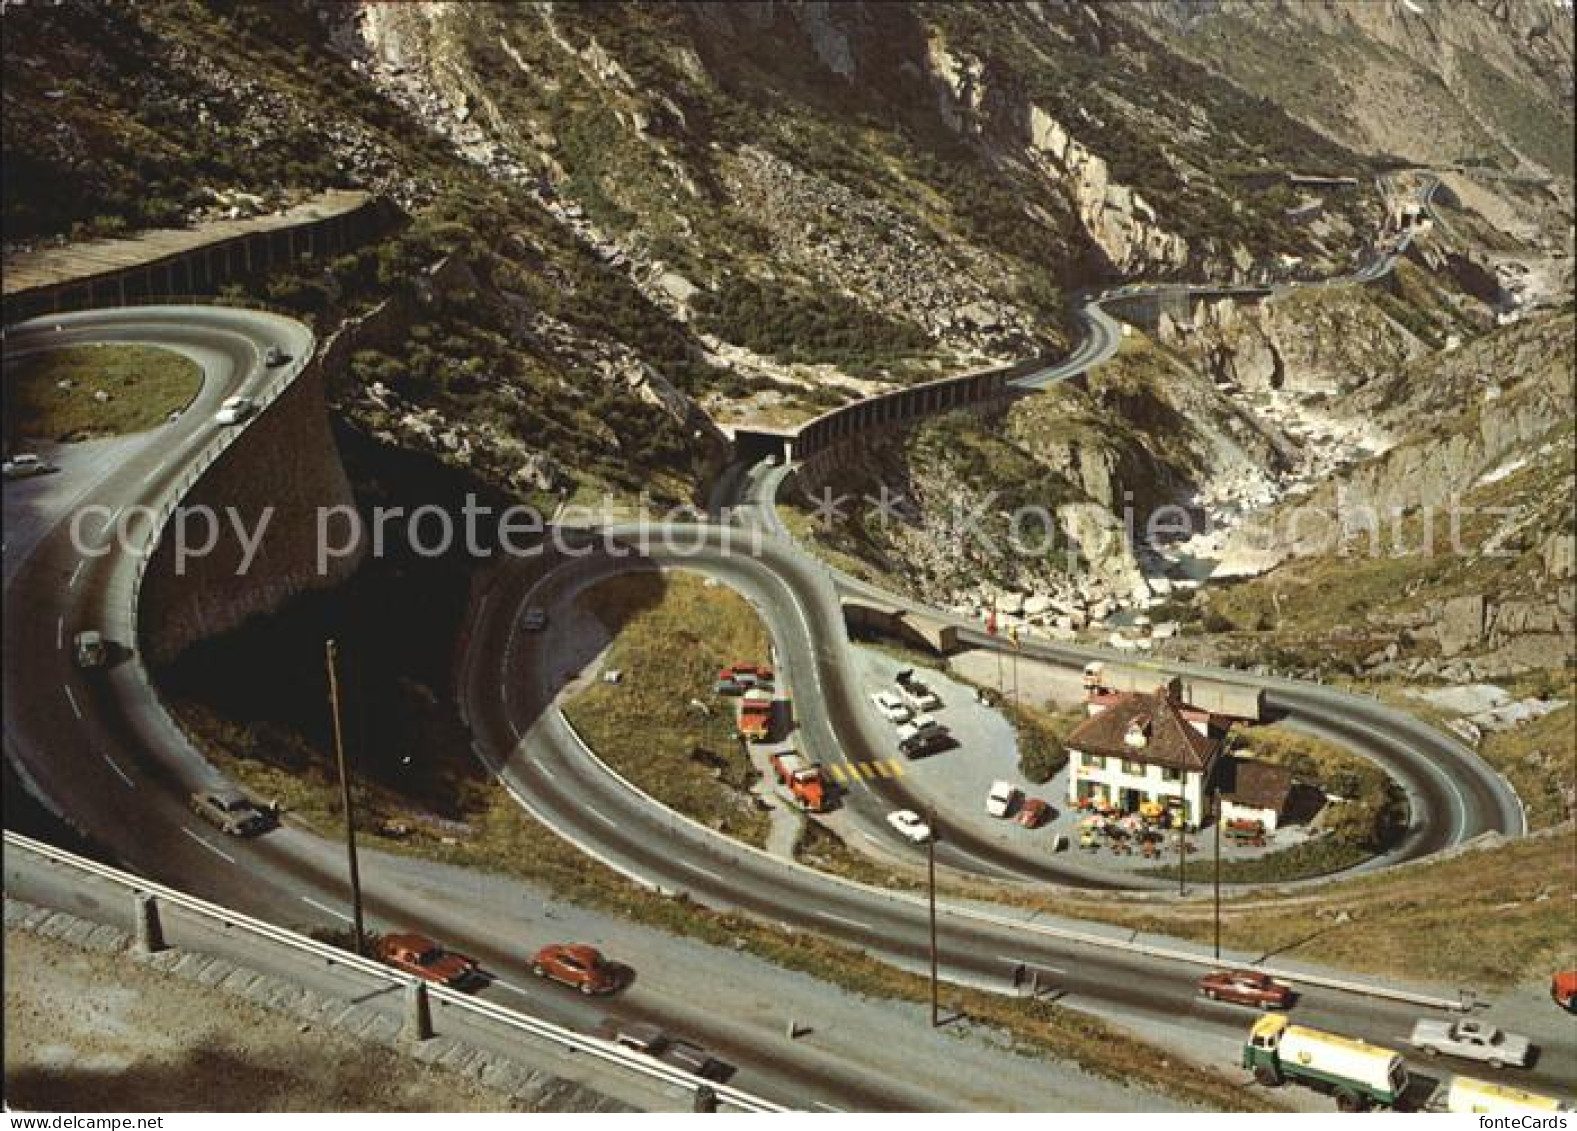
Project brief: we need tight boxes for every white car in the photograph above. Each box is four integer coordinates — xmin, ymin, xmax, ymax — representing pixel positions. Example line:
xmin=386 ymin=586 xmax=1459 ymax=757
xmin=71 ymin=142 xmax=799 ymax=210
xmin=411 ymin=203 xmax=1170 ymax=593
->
xmin=870 ymin=691 xmax=912 ymax=724
xmin=895 ymin=715 xmax=942 ymax=744
xmin=895 ymin=669 xmax=941 ymax=712
xmin=986 ymin=780 xmax=1021 ymax=818
xmin=214 ymin=396 xmax=255 ymax=425
xmin=263 ymin=345 xmax=291 ymax=367
xmin=887 ymin=809 xmax=933 ymax=844
xmin=2 ymin=453 xmax=55 ymax=480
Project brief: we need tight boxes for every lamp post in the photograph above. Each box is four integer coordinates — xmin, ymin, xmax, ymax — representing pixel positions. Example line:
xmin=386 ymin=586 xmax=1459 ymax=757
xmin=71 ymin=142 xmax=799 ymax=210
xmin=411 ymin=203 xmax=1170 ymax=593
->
xmin=325 ymin=639 xmax=366 ymax=956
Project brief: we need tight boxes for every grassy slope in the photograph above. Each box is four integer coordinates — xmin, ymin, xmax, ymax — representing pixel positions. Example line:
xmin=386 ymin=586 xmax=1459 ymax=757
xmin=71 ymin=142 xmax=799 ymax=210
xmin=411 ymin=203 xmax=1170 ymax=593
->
xmin=4 ymin=345 xmax=202 ymax=444
xmin=563 ymin=571 xmax=773 ymax=848
xmin=1063 ymin=829 xmax=1576 ymax=989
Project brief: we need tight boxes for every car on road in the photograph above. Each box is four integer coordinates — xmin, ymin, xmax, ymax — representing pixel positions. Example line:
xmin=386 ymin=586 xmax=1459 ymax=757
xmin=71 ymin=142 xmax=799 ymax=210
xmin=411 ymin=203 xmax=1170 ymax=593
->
xmin=214 ymin=396 xmax=255 ymax=425
xmin=375 ymin=932 xmax=483 ymax=989
xmin=520 ymin=606 xmax=548 ymax=632
xmin=887 ymin=809 xmax=933 ymax=844
xmin=529 ymin=943 xmax=620 ymax=995
xmin=985 ymin=780 xmax=1020 ymax=818
xmin=1015 ymin=798 xmax=1051 ymax=828
xmin=1410 ymin=1018 xmax=1533 ymax=1069
xmin=612 ymin=1021 xmax=732 ymax=1082
xmin=72 ymin=630 xmax=109 ymax=669
xmin=189 ymin=789 xmax=275 ymax=837
xmin=2 ymin=453 xmax=57 ymax=480
xmin=894 ymin=669 xmax=941 ymax=711
xmin=263 ymin=345 xmax=290 ymax=367
xmin=870 ymin=690 xmax=912 ymax=724
xmin=1197 ymin=969 xmax=1294 ymax=1009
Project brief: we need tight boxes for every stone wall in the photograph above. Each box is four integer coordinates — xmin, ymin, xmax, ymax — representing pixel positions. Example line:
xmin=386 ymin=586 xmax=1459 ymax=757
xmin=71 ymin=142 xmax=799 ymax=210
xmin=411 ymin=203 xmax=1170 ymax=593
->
xmin=137 ymin=339 xmax=365 ymax=664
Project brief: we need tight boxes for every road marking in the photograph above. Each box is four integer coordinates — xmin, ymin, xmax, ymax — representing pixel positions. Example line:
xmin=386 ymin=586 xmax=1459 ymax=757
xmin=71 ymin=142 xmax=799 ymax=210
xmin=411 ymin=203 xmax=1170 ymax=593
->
xmin=56 ymin=616 xmax=64 ymax=649
xmin=681 ymin=861 xmax=724 ymax=883
xmin=998 ymin=956 xmax=1064 ymax=975
xmin=827 ymin=763 xmax=848 ymax=784
xmin=182 ymin=826 xmax=236 ymax=864
xmin=536 ymin=763 xmax=557 ymax=782
xmin=101 ymin=754 xmax=135 ymax=788
xmin=300 ymin=896 xmax=353 ymax=923
xmin=102 ymin=506 xmax=123 ymax=533
xmin=813 ymin=1103 xmax=848 ymax=1113
xmin=585 ymin=805 xmax=617 ymax=828
xmin=68 ymin=561 xmax=83 ymax=589
xmin=816 ymin=910 xmax=870 ymax=931
xmin=490 ymin=978 xmax=534 ymax=998
xmin=63 ymin=686 xmax=82 ymax=719
xmin=141 ymin=459 xmax=168 ymax=486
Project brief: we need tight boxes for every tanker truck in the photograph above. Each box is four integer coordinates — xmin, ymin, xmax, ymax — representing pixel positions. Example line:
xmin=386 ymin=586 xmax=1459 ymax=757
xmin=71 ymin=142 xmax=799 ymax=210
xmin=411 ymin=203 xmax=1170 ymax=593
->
xmin=1440 ymin=1076 xmax=1571 ymax=1115
xmin=1243 ymin=1014 xmax=1409 ymax=1112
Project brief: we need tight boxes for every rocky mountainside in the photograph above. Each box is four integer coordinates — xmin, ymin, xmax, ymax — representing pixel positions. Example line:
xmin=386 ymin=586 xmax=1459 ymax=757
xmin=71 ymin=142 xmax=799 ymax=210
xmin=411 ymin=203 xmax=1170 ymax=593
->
xmin=1134 ymin=0 xmax=1575 ymax=181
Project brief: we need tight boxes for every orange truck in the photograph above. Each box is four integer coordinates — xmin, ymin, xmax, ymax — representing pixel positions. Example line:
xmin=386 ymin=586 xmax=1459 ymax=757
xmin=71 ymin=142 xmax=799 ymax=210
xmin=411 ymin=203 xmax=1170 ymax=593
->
xmin=737 ymin=689 xmax=775 ymax=741
xmin=770 ymin=751 xmax=828 ymax=812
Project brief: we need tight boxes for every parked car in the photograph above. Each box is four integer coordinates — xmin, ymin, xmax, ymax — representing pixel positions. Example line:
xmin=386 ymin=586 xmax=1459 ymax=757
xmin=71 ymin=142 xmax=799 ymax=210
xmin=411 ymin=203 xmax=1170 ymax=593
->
xmin=520 ymin=607 xmax=547 ymax=632
xmin=529 ymin=943 xmax=620 ymax=995
xmin=72 ymin=629 xmax=108 ymax=669
xmin=899 ymin=728 xmax=952 ymax=759
xmin=870 ymin=690 xmax=912 ymax=724
xmin=1410 ymin=1018 xmax=1533 ymax=1069
xmin=1015 ymin=798 xmax=1051 ymax=829
xmin=189 ymin=789 xmax=275 ymax=837
xmin=887 ymin=809 xmax=933 ymax=844
xmin=612 ymin=1022 xmax=732 ymax=1082
xmin=375 ymin=932 xmax=483 ymax=989
xmin=985 ymin=780 xmax=1020 ymax=818
xmin=894 ymin=669 xmax=941 ymax=711
xmin=214 ymin=395 xmax=255 ymax=425
xmin=1198 ymin=969 xmax=1294 ymax=1009
xmin=1553 ymin=971 xmax=1577 ymax=1014
xmin=2 ymin=453 xmax=56 ymax=480
xmin=718 ymin=664 xmax=773 ymax=688
xmin=895 ymin=715 xmax=943 ymax=744
xmin=263 ymin=345 xmax=290 ymax=367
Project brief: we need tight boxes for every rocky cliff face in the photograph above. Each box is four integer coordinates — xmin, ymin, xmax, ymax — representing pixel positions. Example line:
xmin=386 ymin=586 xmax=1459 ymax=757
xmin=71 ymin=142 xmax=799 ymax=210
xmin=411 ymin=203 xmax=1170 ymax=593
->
xmin=1134 ymin=0 xmax=1575 ymax=181
xmin=925 ymin=39 xmax=1190 ymax=276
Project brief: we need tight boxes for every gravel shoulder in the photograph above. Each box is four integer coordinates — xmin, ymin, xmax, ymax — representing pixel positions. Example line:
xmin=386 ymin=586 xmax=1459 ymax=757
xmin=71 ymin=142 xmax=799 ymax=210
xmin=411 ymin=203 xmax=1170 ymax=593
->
xmin=4 ymin=923 xmax=526 ymax=1112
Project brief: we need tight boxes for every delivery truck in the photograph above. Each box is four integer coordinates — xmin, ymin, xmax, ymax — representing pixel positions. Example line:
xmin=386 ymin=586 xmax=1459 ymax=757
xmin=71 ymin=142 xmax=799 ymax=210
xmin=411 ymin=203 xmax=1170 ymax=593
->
xmin=737 ymin=690 xmax=775 ymax=741
xmin=770 ymin=751 xmax=828 ymax=812
xmin=1243 ymin=1014 xmax=1409 ymax=1112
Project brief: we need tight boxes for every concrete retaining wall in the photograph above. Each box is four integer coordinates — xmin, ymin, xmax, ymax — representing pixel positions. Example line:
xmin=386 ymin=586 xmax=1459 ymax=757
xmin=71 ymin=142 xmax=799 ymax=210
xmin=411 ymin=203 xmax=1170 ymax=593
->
xmin=3 ymin=195 xmax=395 ymax=325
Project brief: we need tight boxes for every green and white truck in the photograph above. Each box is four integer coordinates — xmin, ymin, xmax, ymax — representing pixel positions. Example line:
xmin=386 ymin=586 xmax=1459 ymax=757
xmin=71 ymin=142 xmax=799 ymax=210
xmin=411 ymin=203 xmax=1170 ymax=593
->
xmin=1244 ymin=1014 xmax=1410 ymax=1111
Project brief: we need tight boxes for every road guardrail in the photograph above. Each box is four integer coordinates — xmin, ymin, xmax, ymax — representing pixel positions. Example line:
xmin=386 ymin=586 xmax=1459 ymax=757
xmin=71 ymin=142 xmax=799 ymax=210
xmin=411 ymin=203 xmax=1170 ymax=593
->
xmin=3 ymin=829 xmax=787 ymax=1113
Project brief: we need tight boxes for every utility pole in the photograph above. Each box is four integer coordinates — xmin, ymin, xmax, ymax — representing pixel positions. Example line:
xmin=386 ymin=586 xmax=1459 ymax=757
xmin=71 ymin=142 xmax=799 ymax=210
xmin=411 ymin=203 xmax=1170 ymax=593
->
xmin=1177 ymin=800 xmax=1187 ymax=897
xmin=1213 ymin=788 xmax=1223 ymax=960
xmin=325 ymin=639 xmax=366 ymax=957
xmin=928 ymin=803 xmax=939 ymax=1028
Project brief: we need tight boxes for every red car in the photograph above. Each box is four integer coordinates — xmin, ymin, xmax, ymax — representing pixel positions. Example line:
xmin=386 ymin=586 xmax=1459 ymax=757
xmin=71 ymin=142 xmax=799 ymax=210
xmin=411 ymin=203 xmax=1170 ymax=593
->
xmin=376 ymin=932 xmax=483 ymax=989
xmin=1016 ymin=798 xmax=1052 ymax=828
xmin=1198 ymin=969 xmax=1294 ymax=1009
xmin=530 ymin=943 xmax=621 ymax=995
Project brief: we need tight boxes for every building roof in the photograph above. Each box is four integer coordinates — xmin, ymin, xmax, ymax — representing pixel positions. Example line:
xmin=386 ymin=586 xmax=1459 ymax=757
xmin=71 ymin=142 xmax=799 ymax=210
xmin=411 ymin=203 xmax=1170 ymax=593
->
xmin=1219 ymin=757 xmax=1295 ymax=813
xmin=1066 ymin=688 xmax=1222 ymax=773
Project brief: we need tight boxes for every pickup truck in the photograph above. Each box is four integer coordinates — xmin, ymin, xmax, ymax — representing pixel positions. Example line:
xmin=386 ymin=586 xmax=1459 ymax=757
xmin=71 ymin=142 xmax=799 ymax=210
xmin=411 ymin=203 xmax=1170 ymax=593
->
xmin=1410 ymin=1018 xmax=1533 ymax=1069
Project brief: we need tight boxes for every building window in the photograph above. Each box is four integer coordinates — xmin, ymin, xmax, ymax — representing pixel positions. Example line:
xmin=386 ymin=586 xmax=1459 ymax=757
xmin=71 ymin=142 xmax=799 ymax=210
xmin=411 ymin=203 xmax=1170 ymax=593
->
xmin=1162 ymin=767 xmax=1182 ymax=783
xmin=1082 ymin=753 xmax=1105 ymax=771
xmin=1122 ymin=759 xmax=1144 ymax=776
